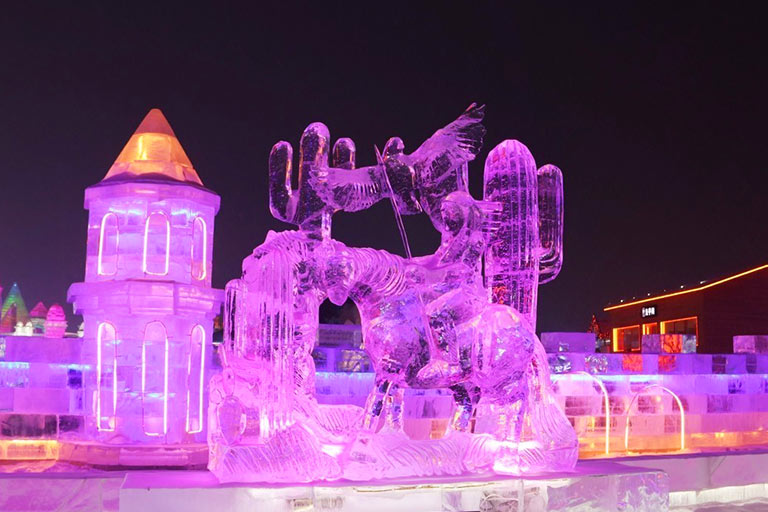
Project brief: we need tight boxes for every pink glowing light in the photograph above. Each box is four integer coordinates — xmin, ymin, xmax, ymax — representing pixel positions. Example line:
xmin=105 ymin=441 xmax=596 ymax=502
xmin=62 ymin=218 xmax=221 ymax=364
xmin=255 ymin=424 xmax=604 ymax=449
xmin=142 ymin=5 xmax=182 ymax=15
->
xmin=96 ymin=322 xmax=117 ymax=432
xmin=142 ymin=321 xmax=169 ymax=436
xmin=97 ymin=212 xmax=119 ymax=276
xmin=575 ymin=371 xmax=610 ymax=455
xmin=185 ymin=325 xmax=206 ymax=434
xmin=142 ymin=212 xmax=170 ymax=276
xmin=191 ymin=217 xmax=207 ymax=280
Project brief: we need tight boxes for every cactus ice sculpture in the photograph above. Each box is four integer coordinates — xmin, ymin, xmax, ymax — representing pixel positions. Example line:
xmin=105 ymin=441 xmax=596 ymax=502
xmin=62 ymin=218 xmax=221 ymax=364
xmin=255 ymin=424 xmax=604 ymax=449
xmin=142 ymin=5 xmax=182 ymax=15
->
xmin=209 ymin=105 xmax=576 ymax=483
xmin=269 ymin=123 xmax=360 ymax=239
xmin=537 ymin=163 xmax=565 ymax=285
xmin=483 ymin=140 xmax=564 ymax=329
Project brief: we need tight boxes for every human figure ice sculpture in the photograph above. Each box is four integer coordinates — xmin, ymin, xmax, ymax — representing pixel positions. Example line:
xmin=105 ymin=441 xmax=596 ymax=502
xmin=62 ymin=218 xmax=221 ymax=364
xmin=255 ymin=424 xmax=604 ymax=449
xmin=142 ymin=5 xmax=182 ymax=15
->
xmin=208 ymin=105 xmax=576 ymax=483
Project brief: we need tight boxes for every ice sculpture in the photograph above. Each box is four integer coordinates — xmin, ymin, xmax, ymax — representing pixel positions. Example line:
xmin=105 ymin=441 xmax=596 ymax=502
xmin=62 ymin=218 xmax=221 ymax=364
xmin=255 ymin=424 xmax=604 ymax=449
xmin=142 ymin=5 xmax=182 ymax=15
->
xmin=209 ymin=105 xmax=576 ymax=482
xmin=44 ymin=304 xmax=67 ymax=338
xmin=68 ymin=109 xmax=222 ymax=454
xmin=0 ymin=283 xmax=29 ymax=334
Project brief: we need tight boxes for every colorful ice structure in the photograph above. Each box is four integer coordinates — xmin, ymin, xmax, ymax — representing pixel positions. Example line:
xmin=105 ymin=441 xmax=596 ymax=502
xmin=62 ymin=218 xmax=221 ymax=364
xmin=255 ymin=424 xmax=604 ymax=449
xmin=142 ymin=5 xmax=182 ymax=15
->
xmin=67 ymin=109 xmax=222 ymax=462
xmin=209 ymin=105 xmax=577 ymax=482
xmin=28 ymin=302 xmax=48 ymax=335
xmin=0 ymin=283 xmax=29 ymax=334
xmin=43 ymin=304 xmax=67 ymax=339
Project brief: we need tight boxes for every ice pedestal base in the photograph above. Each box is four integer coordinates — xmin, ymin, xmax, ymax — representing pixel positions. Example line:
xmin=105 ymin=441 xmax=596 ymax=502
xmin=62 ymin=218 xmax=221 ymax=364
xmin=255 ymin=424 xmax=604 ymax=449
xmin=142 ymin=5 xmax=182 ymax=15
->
xmin=120 ymin=463 xmax=668 ymax=512
xmin=59 ymin=442 xmax=208 ymax=467
xmin=9 ymin=452 xmax=768 ymax=511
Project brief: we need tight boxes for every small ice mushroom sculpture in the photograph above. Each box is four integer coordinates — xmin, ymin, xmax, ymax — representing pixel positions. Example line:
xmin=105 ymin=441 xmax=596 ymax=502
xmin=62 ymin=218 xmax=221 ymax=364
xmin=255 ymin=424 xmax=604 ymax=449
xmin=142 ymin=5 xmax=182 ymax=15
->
xmin=43 ymin=304 xmax=67 ymax=338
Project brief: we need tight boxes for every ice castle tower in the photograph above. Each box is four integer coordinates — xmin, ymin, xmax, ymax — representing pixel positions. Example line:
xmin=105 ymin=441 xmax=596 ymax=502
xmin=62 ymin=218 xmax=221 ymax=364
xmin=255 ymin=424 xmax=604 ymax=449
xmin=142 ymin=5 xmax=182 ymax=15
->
xmin=68 ymin=109 xmax=222 ymax=452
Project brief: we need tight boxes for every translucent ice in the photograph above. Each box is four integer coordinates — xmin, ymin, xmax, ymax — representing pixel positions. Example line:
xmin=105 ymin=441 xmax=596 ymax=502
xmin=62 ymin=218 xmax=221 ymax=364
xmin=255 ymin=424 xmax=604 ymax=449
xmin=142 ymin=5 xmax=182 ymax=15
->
xmin=209 ymin=105 xmax=576 ymax=483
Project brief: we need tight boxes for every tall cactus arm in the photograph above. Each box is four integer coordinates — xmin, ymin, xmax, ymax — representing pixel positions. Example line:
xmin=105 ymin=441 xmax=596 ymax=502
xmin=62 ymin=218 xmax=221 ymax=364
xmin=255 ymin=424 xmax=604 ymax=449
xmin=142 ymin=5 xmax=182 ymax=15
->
xmin=269 ymin=142 xmax=296 ymax=223
xmin=483 ymin=139 xmax=540 ymax=329
xmin=295 ymin=122 xmax=332 ymax=237
xmin=268 ymin=123 xmax=336 ymax=239
xmin=333 ymin=138 xmax=356 ymax=169
xmin=537 ymin=164 xmax=563 ymax=285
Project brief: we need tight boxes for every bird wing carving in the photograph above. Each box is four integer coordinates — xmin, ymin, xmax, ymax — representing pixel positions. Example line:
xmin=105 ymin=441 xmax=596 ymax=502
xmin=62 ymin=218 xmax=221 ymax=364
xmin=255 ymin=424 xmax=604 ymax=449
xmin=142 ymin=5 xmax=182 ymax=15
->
xmin=309 ymin=164 xmax=386 ymax=212
xmin=408 ymin=103 xmax=486 ymax=188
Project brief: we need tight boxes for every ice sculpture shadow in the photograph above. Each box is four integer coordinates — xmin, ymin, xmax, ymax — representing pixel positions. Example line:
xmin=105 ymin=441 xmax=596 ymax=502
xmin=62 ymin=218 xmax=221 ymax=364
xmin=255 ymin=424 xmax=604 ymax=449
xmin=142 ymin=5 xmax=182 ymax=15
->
xmin=208 ymin=105 xmax=578 ymax=482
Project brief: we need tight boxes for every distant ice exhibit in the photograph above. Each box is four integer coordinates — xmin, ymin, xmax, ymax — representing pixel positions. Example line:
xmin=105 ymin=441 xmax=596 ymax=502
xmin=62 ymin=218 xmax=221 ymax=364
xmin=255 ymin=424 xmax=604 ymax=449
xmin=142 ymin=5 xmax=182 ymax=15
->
xmin=209 ymin=105 xmax=578 ymax=482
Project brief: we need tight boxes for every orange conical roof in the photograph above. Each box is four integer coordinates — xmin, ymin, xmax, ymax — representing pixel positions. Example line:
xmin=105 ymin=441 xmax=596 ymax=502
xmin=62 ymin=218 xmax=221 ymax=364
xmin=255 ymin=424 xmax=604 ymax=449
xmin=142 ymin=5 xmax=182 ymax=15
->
xmin=101 ymin=109 xmax=203 ymax=186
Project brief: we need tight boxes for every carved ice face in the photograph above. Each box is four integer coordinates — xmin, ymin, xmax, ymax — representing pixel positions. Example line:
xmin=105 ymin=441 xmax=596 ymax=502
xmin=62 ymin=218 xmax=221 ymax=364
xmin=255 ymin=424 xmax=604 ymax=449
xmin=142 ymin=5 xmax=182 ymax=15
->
xmin=437 ymin=191 xmax=482 ymax=237
xmin=323 ymin=253 xmax=352 ymax=306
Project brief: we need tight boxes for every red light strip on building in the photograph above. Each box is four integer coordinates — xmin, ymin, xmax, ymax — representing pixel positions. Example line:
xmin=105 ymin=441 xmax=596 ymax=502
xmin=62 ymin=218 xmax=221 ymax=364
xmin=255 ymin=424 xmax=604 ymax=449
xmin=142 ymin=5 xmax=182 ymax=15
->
xmin=604 ymin=264 xmax=768 ymax=311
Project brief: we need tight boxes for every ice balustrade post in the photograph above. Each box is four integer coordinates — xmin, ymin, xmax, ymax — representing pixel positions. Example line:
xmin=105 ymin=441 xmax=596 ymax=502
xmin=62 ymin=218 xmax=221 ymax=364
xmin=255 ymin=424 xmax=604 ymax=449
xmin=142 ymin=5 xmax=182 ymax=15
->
xmin=624 ymin=384 xmax=686 ymax=453
xmin=574 ymin=371 xmax=610 ymax=455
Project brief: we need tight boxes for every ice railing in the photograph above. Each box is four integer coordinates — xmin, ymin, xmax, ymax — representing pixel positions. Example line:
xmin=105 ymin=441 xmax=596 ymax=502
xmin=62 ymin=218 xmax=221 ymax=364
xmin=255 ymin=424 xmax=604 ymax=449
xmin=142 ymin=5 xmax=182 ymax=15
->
xmin=309 ymin=344 xmax=768 ymax=458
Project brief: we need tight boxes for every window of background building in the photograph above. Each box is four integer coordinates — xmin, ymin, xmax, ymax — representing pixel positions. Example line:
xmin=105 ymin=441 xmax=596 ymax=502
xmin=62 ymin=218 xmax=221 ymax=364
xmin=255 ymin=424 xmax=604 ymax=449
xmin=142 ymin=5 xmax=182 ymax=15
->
xmin=661 ymin=317 xmax=698 ymax=336
xmin=96 ymin=322 xmax=117 ymax=431
xmin=642 ymin=323 xmax=659 ymax=335
xmin=614 ymin=325 xmax=641 ymax=352
xmin=186 ymin=325 xmax=205 ymax=434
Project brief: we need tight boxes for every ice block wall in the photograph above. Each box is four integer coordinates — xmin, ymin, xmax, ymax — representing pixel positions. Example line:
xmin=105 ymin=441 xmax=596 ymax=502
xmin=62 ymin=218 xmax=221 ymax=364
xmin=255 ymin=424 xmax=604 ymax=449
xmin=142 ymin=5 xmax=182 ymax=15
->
xmin=0 ymin=335 xmax=85 ymax=460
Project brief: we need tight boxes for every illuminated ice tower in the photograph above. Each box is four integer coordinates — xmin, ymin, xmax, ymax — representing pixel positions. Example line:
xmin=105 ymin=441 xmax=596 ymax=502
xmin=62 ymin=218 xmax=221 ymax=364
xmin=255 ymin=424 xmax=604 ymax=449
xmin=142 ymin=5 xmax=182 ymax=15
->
xmin=68 ymin=109 xmax=222 ymax=454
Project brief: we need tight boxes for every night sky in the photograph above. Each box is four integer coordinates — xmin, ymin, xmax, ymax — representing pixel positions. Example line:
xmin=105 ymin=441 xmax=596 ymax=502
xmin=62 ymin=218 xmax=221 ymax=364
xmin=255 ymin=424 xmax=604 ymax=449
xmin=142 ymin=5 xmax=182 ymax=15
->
xmin=1 ymin=3 xmax=766 ymax=333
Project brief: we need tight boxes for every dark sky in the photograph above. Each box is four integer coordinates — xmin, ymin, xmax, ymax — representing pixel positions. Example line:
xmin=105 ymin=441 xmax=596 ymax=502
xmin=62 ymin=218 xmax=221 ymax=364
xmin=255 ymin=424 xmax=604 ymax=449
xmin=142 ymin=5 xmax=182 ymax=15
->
xmin=1 ymin=3 xmax=766 ymax=332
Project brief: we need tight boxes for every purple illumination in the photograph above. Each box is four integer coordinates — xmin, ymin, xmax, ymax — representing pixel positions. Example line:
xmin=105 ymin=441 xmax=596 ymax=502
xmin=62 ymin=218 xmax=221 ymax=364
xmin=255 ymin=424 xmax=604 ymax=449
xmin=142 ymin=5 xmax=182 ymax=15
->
xmin=208 ymin=105 xmax=577 ymax=483
xmin=67 ymin=109 xmax=223 ymax=448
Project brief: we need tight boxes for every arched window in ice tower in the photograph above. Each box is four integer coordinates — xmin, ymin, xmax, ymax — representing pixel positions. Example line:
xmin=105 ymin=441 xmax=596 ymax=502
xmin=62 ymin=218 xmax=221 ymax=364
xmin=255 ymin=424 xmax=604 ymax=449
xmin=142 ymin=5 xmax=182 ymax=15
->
xmin=98 ymin=213 xmax=119 ymax=276
xmin=186 ymin=325 xmax=206 ymax=433
xmin=142 ymin=321 xmax=169 ymax=436
xmin=143 ymin=212 xmax=170 ymax=276
xmin=191 ymin=216 xmax=207 ymax=280
xmin=96 ymin=322 xmax=118 ymax=431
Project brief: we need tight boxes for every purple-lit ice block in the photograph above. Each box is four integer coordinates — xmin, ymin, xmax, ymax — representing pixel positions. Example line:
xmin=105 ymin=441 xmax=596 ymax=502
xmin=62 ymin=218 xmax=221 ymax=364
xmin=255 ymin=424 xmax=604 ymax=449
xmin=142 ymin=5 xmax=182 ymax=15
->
xmin=550 ymin=352 xmax=768 ymax=457
xmin=642 ymin=334 xmax=696 ymax=354
xmin=541 ymin=332 xmax=596 ymax=353
xmin=734 ymin=335 xmax=768 ymax=353
xmin=0 ymin=335 xmax=86 ymax=461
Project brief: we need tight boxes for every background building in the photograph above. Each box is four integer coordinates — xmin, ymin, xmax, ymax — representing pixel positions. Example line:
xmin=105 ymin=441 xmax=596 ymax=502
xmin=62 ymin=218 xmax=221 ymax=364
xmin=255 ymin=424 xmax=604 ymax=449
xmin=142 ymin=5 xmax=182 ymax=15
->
xmin=603 ymin=264 xmax=768 ymax=353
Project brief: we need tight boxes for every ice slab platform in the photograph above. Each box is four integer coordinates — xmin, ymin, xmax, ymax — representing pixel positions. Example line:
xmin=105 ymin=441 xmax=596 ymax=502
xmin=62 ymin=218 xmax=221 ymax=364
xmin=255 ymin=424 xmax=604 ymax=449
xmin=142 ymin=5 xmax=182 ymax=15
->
xmin=8 ymin=451 xmax=768 ymax=511
xmin=1 ymin=461 xmax=669 ymax=512
xmin=119 ymin=463 xmax=668 ymax=511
